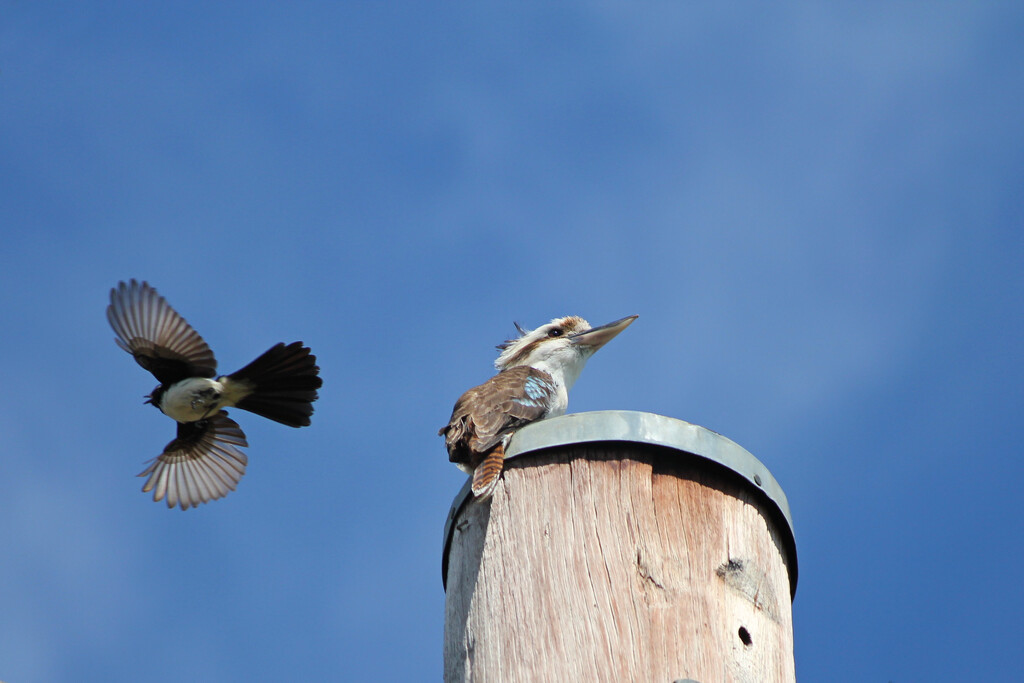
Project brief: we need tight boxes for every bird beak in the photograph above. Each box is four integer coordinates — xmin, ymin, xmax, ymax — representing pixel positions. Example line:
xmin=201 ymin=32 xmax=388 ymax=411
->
xmin=569 ymin=315 xmax=638 ymax=350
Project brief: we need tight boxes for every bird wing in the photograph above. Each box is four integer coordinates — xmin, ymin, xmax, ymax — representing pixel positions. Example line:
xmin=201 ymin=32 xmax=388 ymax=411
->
xmin=138 ymin=411 xmax=249 ymax=510
xmin=440 ymin=366 xmax=556 ymax=465
xmin=107 ymin=279 xmax=217 ymax=383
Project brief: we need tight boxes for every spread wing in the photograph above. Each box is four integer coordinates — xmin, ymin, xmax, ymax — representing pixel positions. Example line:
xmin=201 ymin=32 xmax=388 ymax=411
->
xmin=138 ymin=411 xmax=249 ymax=510
xmin=439 ymin=366 xmax=556 ymax=466
xmin=107 ymin=279 xmax=217 ymax=383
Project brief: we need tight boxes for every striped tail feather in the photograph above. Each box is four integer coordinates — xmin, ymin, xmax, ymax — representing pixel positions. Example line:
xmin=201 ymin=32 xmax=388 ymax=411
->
xmin=471 ymin=444 xmax=506 ymax=500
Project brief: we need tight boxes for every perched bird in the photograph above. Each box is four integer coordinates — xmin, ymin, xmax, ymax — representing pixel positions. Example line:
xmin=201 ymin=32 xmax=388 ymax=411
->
xmin=107 ymin=279 xmax=323 ymax=510
xmin=440 ymin=314 xmax=637 ymax=500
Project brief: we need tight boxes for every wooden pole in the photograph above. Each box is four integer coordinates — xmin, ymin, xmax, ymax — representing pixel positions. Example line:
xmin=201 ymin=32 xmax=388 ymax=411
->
xmin=443 ymin=411 xmax=797 ymax=683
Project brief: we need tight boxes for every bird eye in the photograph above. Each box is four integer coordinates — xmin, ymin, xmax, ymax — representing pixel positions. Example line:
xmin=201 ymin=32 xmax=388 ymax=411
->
xmin=548 ymin=328 xmax=563 ymax=337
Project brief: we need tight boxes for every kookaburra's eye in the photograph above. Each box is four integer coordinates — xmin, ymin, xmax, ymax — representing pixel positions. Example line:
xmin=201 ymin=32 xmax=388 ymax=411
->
xmin=548 ymin=328 xmax=563 ymax=337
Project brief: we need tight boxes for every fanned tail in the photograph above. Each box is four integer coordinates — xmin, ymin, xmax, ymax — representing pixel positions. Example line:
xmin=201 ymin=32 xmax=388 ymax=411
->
xmin=228 ymin=342 xmax=323 ymax=427
xmin=471 ymin=444 xmax=505 ymax=500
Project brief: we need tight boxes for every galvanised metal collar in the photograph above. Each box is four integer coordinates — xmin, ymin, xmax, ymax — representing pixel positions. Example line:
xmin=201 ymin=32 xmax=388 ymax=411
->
xmin=442 ymin=410 xmax=798 ymax=596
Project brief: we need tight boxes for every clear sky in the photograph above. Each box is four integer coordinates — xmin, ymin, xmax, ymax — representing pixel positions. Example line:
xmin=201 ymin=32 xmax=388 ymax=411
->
xmin=1 ymin=3 xmax=1021 ymax=681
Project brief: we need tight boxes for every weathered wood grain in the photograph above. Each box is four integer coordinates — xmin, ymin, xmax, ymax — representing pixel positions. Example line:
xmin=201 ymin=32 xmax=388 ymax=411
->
xmin=444 ymin=444 xmax=795 ymax=683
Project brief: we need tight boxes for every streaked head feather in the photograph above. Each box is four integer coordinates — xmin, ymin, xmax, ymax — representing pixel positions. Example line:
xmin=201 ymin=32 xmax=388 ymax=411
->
xmin=494 ymin=316 xmax=591 ymax=370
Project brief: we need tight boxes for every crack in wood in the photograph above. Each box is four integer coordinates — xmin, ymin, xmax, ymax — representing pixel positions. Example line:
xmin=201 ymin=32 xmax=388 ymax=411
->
xmin=715 ymin=558 xmax=781 ymax=624
xmin=636 ymin=548 xmax=665 ymax=591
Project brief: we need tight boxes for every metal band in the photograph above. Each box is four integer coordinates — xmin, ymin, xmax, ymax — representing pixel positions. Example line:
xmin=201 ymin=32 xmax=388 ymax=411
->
xmin=443 ymin=410 xmax=798 ymax=595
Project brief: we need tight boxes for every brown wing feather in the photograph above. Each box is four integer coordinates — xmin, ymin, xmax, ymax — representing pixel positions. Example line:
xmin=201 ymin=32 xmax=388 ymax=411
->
xmin=440 ymin=366 xmax=556 ymax=466
xmin=107 ymin=279 xmax=217 ymax=383
xmin=138 ymin=411 xmax=248 ymax=510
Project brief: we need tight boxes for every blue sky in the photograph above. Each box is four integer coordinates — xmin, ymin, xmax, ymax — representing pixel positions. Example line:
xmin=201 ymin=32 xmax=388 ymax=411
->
xmin=1 ymin=2 xmax=1021 ymax=680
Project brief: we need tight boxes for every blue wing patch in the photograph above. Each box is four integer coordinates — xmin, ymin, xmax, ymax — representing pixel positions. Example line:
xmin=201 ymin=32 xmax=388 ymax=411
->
xmin=515 ymin=375 xmax=554 ymax=408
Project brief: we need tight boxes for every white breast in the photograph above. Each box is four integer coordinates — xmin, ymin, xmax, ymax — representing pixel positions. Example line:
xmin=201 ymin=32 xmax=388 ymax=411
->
xmin=545 ymin=385 xmax=570 ymax=418
xmin=160 ymin=377 xmax=225 ymax=422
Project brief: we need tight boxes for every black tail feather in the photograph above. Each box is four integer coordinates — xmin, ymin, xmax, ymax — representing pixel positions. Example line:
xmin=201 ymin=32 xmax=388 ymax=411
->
xmin=229 ymin=342 xmax=323 ymax=427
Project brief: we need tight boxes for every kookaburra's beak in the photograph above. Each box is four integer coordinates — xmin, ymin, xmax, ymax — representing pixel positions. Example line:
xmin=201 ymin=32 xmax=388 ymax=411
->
xmin=569 ymin=315 xmax=638 ymax=351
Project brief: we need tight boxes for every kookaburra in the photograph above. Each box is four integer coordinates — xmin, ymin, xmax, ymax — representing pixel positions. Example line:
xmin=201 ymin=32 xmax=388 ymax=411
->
xmin=107 ymin=279 xmax=323 ymax=510
xmin=440 ymin=314 xmax=637 ymax=500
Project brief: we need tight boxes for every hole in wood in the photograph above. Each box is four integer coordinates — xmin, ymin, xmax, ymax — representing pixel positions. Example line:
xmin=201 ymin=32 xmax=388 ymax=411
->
xmin=738 ymin=626 xmax=752 ymax=646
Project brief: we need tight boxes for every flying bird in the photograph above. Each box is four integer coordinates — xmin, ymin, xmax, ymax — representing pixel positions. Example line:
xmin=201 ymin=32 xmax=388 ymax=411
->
xmin=107 ymin=279 xmax=323 ymax=510
xmin=440 ymin=314 xmax=637 ymax=500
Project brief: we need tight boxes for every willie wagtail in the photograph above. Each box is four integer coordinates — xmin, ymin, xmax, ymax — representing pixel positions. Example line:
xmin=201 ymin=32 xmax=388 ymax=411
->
xmin=107 ymin=279 xmax=323 ymax=510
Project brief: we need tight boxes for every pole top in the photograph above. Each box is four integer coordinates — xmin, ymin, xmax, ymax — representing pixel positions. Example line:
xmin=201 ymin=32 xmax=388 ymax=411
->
xmin=443 ymin=410 xmax=798 ymax=595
